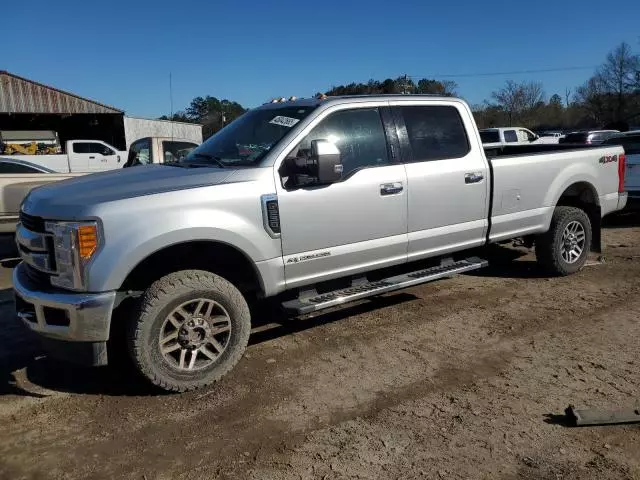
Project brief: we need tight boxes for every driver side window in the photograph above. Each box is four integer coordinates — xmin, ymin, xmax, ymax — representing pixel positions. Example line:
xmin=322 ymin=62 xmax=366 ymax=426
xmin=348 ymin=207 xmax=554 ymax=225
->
xmin=293 ymin=108 xmax=390 ymax=178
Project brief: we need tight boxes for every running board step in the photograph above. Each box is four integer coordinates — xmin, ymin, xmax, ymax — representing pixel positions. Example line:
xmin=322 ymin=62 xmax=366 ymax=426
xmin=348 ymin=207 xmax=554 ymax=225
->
xmin=282 ymin=256 xmax=488 ymax=314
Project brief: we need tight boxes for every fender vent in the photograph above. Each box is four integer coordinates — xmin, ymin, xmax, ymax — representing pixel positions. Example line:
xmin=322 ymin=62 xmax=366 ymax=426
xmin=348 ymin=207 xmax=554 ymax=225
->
xmin=261 ymin=194 xmax=281 ymax=238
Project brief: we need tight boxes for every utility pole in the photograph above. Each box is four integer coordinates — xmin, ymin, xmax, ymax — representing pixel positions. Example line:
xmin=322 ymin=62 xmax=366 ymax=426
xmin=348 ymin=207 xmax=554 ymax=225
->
xmin=169 ymin=72 xmax=174 ymax=141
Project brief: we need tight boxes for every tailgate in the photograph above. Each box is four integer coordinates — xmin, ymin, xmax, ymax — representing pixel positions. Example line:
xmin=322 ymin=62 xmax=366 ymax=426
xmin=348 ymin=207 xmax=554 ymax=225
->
xmin=625 ymin=153 xmax=640 ymax=191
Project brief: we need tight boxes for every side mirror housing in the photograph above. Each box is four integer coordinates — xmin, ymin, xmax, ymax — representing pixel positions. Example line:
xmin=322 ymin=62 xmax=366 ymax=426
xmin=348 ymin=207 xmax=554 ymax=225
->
xmin=310 ymin=139 xmax=343 ymax=184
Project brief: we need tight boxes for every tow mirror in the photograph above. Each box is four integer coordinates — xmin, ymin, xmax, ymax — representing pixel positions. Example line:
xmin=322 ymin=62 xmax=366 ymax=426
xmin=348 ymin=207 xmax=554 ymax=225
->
xmin=310 ymin=139 xmax=343 ymax=184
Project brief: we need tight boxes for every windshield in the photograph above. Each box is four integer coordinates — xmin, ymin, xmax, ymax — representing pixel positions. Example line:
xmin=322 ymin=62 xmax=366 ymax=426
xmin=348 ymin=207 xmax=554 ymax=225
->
xmin=479 ymin=130 xmax=500 ymax=143
xmin=182 ymin=106 xmax=317 ymax=167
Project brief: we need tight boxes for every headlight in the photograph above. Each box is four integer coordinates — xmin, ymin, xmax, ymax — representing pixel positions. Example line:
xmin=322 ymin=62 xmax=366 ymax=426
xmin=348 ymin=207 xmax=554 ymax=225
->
xmin=46 ymin=221 xmax=101 ymax=291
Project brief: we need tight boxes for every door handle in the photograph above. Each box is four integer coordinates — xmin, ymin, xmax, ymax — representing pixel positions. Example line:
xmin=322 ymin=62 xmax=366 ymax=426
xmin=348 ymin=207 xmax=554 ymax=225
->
xmin=89 ymin=156 xmax=95 ymax=159
xmin=380 ymin=183 xmax=403 ymax=195
xmin=464 ymin=172 xmax=484 ymax=184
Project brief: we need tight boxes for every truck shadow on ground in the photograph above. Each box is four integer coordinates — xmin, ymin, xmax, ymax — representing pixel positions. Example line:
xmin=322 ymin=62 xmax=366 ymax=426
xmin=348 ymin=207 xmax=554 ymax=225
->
xmin=464 ymin=244 xmax=549 ymax=280
xmin=602 ymin=210 xmax=640 ymax=229
xmin=0 ymin=293 xmax=416 ymax=397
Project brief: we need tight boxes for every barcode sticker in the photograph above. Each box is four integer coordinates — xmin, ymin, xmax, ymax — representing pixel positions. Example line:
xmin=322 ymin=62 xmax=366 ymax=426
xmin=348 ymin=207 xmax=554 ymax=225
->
xmin=269 ymin=116 xmax=300 ymax=127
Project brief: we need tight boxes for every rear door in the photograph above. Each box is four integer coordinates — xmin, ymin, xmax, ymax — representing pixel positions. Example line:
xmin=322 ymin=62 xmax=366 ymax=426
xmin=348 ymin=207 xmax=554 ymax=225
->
xmin=69 ymin=142 xmax=92 ymax=171
xmin=390 ymin=101 xmax=489 ymax=260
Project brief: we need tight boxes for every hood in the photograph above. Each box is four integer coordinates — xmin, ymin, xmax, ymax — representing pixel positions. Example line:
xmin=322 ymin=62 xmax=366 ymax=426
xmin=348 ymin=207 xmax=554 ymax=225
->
xmin=22 ymin=165 xmax=235 ymax=218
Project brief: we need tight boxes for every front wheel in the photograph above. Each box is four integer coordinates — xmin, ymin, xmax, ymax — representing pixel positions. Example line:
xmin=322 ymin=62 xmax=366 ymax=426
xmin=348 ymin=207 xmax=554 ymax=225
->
xmin=127 ymin=270 xmax=251 ymax=392
xmin=535 ymin=206 xmax=592 ymax=276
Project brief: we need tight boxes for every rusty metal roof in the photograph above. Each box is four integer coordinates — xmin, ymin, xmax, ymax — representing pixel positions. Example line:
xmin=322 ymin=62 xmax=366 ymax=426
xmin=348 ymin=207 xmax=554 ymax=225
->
xmin=0 ymin=71 xmax=123 ymax=114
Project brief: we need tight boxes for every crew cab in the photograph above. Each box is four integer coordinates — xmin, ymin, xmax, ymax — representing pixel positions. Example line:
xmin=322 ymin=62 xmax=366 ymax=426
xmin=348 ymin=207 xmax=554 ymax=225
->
xmin=13 ymin=95 xmax=628 ymax=392
xmin=8 ymin=139 xmax=126 ymax=173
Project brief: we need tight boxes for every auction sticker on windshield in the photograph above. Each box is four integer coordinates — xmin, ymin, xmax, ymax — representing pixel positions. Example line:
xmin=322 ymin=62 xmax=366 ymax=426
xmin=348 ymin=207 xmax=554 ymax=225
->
xmin=269 ymin=116 xmax=300 ymax=127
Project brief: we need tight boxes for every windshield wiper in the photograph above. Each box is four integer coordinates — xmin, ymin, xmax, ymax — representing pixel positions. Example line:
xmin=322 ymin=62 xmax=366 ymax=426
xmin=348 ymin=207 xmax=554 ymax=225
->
xmin=187 ymin=153 xmax=227 ymax=168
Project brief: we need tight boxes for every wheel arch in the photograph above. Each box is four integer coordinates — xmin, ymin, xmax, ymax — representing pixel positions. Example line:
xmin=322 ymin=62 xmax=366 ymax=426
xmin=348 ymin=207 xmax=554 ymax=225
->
xmin=555 ymin=181 xmax=601 ymax=253
xmin=119 ymin=239 xmax=266 ymax=297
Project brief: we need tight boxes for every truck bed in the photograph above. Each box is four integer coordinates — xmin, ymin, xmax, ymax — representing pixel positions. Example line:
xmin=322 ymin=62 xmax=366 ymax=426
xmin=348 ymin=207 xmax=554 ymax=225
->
xmin=487 ymin=144 xmax=624 ymax=243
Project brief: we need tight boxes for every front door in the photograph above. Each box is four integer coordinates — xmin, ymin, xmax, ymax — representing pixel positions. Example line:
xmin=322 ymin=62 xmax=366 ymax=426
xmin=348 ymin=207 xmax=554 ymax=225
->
xmin=390 ymin=102 xmax=489 ymax=261
xmin=88 ymin=142 xmax=119 ymax=171
xmin=276 ymin=105 xmax=408 ymax=289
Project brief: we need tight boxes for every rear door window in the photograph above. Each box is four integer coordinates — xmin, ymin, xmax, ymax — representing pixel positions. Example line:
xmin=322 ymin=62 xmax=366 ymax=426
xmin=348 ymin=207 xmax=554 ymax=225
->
xmin=397 ymin=105 xmax=470 ymax=162
xmin=503 ymin=130 xmax=518 ymax=143
xmin=72 ymin=142 xmax=92 ymax=154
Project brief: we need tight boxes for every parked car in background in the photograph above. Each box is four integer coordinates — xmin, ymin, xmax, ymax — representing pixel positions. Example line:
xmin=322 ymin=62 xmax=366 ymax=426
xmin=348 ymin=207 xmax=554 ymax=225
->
xmin=603 ymin=131 xmax=640 ymax=207
xmin=559 ymin=130 xmax=619 ymax=145
xmin=124 ymin=137 xmax=200 ymax=167
xmin=0 ymin=158 xmax=82 ymax=233
xmin=479 ymin=127 xmax=548 ymax=147
xmin=6 ymin=138 xmax=126 ymax=173
xmin=14 ymin=94 xmax=627 ymax=392
xmin=538 ymin=131 xmax=564 ymax=143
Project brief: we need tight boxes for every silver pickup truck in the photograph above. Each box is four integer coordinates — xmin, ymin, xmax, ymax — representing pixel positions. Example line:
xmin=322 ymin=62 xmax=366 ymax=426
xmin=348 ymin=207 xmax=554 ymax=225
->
xmin=13 ymin=95 xmax=628 ymax=392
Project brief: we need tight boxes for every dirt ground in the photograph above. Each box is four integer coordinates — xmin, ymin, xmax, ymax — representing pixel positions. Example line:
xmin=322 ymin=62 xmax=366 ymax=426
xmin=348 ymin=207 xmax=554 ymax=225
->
xmin=0 ymin=214 xmax=639 ymax=480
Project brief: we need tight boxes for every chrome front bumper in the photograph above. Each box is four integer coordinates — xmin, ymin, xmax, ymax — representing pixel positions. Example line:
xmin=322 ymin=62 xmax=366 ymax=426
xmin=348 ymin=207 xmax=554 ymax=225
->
xmin=13 ymin=262 xmax=116 ymax=342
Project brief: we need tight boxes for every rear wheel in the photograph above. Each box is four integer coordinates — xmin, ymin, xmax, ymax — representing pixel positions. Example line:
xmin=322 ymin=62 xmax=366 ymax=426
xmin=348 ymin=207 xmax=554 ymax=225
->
xmin=535 ymin=206 xmax=592 ymax=276
xmin=127 ymin=270 xmax=251 ymax=392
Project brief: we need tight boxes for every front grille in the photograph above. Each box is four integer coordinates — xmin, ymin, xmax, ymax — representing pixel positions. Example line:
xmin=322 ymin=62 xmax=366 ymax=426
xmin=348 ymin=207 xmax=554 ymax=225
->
xmin=19 ymin=211 xmax=46 ymax=233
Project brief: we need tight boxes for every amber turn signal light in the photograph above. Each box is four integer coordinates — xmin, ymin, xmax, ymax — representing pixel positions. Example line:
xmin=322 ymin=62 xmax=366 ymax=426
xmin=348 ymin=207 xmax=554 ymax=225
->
xmin=77 ymin=225 xmax=98 ymax=259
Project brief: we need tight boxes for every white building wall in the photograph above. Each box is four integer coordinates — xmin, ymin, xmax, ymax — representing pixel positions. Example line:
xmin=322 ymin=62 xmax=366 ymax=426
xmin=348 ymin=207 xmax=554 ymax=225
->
xmin=123 ymin=117 xmax=203 ymax=148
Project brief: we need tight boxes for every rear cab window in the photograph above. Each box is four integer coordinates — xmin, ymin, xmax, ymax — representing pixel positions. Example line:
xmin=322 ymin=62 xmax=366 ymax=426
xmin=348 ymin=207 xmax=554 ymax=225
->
xmin=480 ymin=130 xmax=500 ymax=144
xmin=72 ymin=142 xmax=92 ymax=154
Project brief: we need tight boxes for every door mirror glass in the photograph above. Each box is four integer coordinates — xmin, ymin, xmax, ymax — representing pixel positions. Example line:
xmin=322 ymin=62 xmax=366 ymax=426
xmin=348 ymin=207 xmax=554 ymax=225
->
xmin=310 ymin=139 xmax=343 ymax=184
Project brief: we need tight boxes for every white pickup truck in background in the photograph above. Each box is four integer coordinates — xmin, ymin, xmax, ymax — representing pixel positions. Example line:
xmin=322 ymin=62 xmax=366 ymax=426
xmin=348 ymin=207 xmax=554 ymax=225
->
xmin=480 ymin=127 xmax=558 ymax=147
xmin=5 ymin=138 xmax=126 ymax=173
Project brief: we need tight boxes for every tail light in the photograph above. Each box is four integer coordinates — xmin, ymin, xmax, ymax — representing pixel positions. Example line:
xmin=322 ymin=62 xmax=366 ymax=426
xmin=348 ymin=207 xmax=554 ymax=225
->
xmin=618 ymin=153 xmax=626 ymax=193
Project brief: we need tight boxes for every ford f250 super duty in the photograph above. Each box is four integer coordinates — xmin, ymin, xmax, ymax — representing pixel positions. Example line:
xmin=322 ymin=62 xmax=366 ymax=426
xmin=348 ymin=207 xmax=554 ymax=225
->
xmin=13 ymin=95 xmax=628 ymax=392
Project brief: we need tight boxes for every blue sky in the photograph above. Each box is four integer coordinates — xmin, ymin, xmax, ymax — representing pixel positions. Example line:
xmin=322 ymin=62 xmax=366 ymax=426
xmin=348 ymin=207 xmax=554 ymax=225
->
xmin=5 ymin=0 xmax=640 ymax=118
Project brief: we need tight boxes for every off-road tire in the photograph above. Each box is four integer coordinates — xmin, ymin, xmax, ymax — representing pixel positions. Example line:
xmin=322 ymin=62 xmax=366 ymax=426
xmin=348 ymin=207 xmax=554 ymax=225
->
xmin=535 ymin=206 xmax=592 ymax=276
xmin=127 ymin=270 xmax=251 ymax=392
